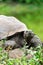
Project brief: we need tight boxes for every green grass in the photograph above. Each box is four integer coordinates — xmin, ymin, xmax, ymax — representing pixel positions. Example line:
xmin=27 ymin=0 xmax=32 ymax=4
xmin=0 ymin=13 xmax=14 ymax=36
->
xmin=0 ymin=44 xmax=43 ymax=65
xmin=0 ymin=3 xmax=43 ymax=41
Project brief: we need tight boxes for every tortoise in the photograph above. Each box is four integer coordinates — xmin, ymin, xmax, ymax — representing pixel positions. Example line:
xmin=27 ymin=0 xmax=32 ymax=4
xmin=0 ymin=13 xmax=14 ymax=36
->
xmin=0 ymin=15 xmax=42 ymax=50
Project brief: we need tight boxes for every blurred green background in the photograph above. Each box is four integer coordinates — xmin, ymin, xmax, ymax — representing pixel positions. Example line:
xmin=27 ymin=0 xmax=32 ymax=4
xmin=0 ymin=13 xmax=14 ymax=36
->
xmin=0 ymin=0 xmax=43 ymax=41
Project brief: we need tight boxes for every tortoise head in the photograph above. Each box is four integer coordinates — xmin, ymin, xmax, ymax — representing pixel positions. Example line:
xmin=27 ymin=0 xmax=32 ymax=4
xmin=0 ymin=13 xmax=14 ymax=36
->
xmin=23 ymin=30 xmax=34 ymax=39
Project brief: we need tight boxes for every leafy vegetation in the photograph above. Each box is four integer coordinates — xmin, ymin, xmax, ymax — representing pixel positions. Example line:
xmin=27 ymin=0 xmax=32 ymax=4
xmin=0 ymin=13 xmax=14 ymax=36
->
xmin=0 ymin=0 xmax=43 ymax=4
xmin=0 ymin=40 xmax=43 ymax=65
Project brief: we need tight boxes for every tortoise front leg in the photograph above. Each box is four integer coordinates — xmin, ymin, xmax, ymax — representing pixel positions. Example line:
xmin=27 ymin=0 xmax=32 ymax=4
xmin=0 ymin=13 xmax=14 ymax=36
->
xmin=2 ymin=40 xmax=17 ymax=50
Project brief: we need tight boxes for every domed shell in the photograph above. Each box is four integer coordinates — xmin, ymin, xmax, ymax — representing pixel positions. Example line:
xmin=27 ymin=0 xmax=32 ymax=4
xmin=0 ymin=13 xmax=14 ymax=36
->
xmin=0 ymin=15 xmax=28 ymax=40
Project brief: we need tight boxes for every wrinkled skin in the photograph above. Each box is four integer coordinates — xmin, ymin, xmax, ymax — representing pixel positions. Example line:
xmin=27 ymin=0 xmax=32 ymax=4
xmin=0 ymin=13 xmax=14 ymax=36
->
xmin=3 ymin=30 xmax=42 ymax=50
xmin=3 ymin=32 xmax=26 ymax=50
